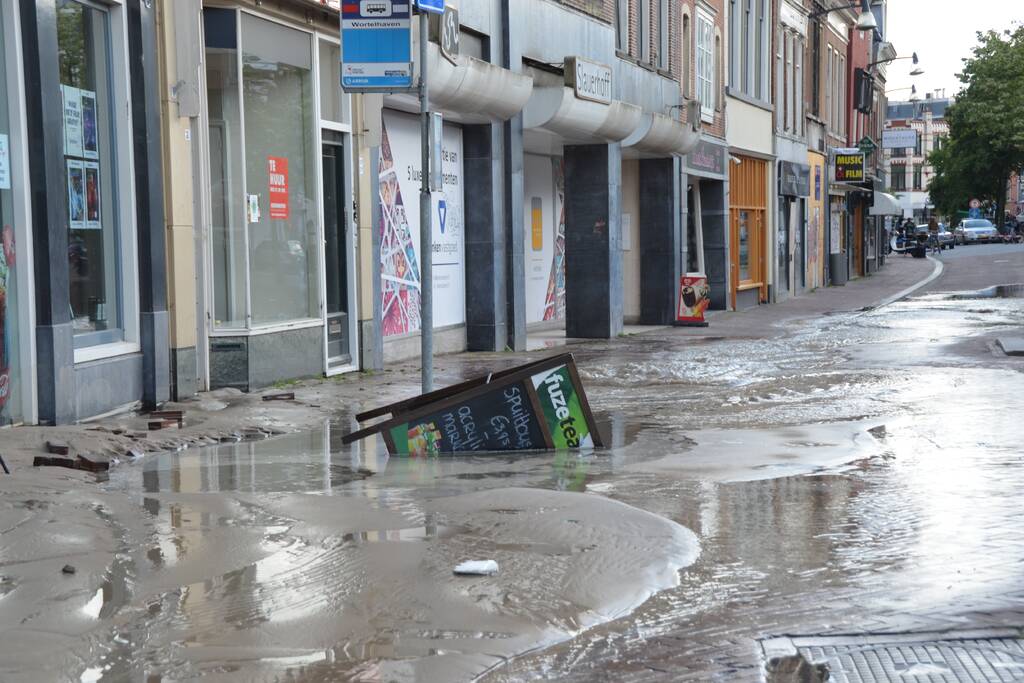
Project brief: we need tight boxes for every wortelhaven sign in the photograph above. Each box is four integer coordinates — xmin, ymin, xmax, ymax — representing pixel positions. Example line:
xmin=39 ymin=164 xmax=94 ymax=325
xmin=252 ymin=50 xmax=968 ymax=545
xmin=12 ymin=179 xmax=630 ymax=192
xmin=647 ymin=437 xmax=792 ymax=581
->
xmin=565 ymin=56 xmax=612 ymax=105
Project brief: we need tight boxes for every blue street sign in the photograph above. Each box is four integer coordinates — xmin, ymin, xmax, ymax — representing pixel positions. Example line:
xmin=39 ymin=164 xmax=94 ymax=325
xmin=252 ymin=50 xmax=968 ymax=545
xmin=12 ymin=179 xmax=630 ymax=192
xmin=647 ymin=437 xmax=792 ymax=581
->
xmin=417 ymin=0 xmax=445 ymax=14
xmin=969 ymin=207 xmax=981 ymax=219
xmin=341 ymin=1 xmax=413 ymax=91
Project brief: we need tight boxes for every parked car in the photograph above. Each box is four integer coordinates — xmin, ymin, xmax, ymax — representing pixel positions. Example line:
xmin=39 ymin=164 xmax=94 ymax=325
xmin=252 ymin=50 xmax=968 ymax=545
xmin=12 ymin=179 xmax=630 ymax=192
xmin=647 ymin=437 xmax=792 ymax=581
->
xmin=955 ymin=218 xmax=999 ymax=244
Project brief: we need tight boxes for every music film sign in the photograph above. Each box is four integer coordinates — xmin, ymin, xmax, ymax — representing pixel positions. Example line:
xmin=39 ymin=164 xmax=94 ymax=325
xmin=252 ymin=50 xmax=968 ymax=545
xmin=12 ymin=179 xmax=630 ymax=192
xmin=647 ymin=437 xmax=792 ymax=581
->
xmin=832 ymin=148 xmax=865 ymax=183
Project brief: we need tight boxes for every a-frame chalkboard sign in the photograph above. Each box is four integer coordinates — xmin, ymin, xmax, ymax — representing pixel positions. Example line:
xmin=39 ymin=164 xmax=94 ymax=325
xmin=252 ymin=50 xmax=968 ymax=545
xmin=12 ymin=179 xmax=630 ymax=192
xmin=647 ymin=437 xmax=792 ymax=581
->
xmin=342 ymin=354 xmax=603 ymax=456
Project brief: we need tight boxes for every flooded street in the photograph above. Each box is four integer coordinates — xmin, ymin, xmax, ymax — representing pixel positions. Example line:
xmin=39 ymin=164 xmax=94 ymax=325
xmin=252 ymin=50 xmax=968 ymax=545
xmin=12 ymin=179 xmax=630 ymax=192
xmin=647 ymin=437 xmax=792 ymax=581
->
xmin=3 ymin=254 xmax=1024 ymax=681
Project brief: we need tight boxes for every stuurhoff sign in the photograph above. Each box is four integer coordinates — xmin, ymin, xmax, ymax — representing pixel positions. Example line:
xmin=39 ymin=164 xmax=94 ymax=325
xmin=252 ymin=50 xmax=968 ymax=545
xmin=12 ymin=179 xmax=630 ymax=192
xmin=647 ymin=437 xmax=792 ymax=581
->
xmin=565 ymin=56 xmax=612 ymax=105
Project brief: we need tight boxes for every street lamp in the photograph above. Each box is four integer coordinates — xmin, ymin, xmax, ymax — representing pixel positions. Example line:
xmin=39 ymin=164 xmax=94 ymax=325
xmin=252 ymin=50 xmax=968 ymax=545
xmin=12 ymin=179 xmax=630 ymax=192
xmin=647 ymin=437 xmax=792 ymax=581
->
xmin=885 ymin=84 xmax=919 ymax=100
xmin=809 ymin=0 xmax=879 ymax=31
xmin=869 ymin=51 xmax=923 ymax=76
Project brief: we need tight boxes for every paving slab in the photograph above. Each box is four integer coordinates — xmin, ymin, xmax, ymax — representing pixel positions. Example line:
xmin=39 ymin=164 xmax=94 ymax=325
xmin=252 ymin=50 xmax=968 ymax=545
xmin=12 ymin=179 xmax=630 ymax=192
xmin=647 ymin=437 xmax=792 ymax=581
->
xmin=997 ymin=337 xmax=1024 ymax=356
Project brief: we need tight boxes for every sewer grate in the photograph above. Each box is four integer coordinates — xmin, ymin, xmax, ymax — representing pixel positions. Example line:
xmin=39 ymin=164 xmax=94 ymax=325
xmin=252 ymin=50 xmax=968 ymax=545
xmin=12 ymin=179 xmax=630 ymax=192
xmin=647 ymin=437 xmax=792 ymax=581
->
xmin=761 ymin=629 xmax=1024 ymax=682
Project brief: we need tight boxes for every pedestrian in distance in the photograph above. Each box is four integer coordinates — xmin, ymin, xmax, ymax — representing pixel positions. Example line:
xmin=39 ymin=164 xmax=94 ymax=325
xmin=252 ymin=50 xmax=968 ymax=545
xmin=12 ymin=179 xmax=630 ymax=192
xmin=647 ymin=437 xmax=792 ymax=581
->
xmin=928 ymin=217 xmax=940 ymax=254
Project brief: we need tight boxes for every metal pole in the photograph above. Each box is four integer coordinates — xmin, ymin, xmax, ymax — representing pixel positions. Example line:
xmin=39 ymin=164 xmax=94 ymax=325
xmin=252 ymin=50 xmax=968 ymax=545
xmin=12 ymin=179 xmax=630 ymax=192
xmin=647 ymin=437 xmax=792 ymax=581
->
xmin=418 ymin=8 xmax=433 ymax=393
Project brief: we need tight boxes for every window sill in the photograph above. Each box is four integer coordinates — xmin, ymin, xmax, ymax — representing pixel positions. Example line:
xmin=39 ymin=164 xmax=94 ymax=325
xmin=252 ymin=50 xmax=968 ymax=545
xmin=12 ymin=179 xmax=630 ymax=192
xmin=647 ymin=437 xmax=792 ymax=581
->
xmin=74 ymin=341 xmax=142 ymax=365
xmin=209 ymin=318 xmax=324 ymax=337
xmin=725 ymin=87 xmax=773 ymax=112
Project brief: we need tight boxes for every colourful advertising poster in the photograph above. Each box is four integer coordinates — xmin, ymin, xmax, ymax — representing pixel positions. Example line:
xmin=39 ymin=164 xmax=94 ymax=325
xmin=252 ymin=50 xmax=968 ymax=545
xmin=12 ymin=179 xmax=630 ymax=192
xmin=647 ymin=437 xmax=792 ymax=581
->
xmin=267 ymin=156 xmax=289 ymax=219
xmin=84 ymin=161 xmax=100 ymax=230
xmin=388 ymin=380 xmax=548 ymax=456
xmin=66 ymin=159 xmax=86 ymax=230
xmin=523 ymin=154 xmax=567 ymax=324
xmin=61 ymin=85 xmax=83 ymax=158
xmin=378 ymin=110 xmax=464 ymax=337
xmin=676 ymin=275 xmax=710 ymax=325
xmin=531 ymin=364 xmax=595 ymax=449
xmin=80 ymin=89 xmax=98 ymax=160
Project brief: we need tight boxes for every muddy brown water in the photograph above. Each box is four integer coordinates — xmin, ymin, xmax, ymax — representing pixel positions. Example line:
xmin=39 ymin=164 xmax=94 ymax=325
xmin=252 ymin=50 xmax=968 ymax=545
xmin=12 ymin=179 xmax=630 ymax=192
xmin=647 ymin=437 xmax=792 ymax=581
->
xmin=3 ymin=291 xmax=1023 ymax=682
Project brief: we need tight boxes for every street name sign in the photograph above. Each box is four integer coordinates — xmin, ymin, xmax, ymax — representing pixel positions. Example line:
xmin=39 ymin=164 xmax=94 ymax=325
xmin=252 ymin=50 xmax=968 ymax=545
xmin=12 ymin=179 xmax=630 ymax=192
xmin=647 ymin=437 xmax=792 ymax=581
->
xmin=417 ymin=0 xmax=445 ymax=14
xmin=439 ymin=5 xmax=459 ymax=65
xmin=341 ymin=0 xmax=413 ymax=92
xmin=565 ymin=56 xmax=613 ymax=105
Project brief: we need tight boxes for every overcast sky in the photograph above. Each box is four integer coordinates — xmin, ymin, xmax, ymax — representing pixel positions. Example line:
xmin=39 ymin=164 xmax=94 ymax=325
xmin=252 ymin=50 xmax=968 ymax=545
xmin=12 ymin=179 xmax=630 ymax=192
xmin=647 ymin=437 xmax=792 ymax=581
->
xmin=883 ymin=0 xmax=1023 ymax=101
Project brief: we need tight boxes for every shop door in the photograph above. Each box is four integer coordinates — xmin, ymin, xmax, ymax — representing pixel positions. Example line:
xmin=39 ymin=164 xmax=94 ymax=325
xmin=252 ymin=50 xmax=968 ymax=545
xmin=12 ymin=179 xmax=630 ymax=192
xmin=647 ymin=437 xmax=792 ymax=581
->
xmin=322 ymin=135 xmax=350 ymax=366
xmin=853 ymin=204 xmax=864 ymax=277
xmin=794 ymin=201 xmax=805 ymax=289
xmin=777 ymin=203 xmax=790 ymax=295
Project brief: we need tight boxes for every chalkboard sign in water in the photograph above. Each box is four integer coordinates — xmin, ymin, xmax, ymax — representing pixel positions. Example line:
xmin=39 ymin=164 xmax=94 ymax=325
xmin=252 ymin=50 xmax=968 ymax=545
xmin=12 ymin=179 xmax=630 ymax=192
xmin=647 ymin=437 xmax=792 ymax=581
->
xmin=345 ymin=354 xmax=603 ymax=456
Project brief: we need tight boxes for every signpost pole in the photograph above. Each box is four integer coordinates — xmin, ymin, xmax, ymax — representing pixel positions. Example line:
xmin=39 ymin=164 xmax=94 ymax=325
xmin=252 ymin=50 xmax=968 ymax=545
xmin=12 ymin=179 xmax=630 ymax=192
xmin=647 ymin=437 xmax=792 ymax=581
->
xmin=418 ymin=7 xmax=433 ymax=393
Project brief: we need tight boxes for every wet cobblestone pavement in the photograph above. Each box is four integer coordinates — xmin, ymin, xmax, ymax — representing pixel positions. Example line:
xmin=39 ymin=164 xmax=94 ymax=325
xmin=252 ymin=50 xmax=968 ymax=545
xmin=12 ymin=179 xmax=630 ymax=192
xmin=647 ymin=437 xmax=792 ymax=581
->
xmin=3 ymin=251 xmax=1024 ymax=682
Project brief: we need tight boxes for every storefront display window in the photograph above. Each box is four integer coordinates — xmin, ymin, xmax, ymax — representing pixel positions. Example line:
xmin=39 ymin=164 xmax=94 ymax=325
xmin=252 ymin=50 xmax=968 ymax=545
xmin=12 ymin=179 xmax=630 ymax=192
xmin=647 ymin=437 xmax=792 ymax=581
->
xmin=204 ymin=9 xmax=318 ymax=328
xmin=57 ymin=0 xmax=122 ymax=346
xmin=0 ymin=9 xmax=21 ymax=425
xmin=242 ymin=14 xmax=317 ymax=324
xmin=204 ymin=8 xmax=246 ymax=329
xmin=738 ymin=210 xmax=751 ymax=280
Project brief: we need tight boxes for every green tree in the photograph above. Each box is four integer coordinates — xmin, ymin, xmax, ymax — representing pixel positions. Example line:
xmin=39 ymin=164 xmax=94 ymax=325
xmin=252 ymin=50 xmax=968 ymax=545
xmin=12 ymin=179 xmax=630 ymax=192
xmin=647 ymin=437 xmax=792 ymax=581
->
xmin=928 ymin=27 xmax=1024 ymax=227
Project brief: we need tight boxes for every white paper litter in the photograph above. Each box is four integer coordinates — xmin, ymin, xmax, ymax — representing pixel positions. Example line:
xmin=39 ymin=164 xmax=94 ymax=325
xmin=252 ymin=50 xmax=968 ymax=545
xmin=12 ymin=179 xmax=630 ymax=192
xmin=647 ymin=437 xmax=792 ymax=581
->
xmin=453 ymin=560 xmax=499 ymax=576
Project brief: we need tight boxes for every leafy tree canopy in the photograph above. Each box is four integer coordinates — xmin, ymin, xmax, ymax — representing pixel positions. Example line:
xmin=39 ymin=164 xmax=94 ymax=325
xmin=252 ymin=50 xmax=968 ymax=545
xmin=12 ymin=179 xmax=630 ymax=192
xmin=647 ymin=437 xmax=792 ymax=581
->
xmin=928 ymin=27 xmax=1024 ymax=225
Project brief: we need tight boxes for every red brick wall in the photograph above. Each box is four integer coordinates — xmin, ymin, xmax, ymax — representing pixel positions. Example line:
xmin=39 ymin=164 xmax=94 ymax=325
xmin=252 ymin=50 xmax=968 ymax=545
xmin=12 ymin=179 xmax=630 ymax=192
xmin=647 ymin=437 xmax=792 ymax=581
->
xmin=558 ymin=0 xmax=616 ymax=23
xmin=846 ymin=23 xmax=871 ymax=144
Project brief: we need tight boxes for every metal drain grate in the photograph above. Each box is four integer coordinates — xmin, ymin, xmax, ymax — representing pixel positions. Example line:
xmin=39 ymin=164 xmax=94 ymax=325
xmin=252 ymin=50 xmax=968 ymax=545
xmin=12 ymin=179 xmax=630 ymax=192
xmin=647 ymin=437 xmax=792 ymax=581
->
xmin=761 ymin=629 xmax=1024 ymax=682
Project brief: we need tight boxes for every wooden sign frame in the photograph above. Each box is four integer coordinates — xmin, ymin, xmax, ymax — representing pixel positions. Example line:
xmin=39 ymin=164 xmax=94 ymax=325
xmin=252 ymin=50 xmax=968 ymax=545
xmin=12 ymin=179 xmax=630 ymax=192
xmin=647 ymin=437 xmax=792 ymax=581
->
xmin=344 ymin=353 xmax=604 ymax=455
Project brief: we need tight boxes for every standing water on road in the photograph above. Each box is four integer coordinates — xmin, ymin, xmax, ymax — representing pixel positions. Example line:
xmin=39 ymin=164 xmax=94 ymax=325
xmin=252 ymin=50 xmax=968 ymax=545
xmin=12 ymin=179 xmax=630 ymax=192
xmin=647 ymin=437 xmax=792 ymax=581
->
xmin=3 ymin=285 xmax=1023 ymax=682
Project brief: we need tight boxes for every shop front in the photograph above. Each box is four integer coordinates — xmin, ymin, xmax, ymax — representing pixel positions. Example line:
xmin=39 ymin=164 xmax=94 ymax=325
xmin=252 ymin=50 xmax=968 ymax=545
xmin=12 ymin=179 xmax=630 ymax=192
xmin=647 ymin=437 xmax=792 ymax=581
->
xmin=827 ymin=148 xmax=869 ymax=285
xmin=0 ymin=0 xmax=33 ymax=426
xmin=777 ymin=160 xmax=811 ymax=299
xmin=683 ymin=137 xmax=730 ymax=312
xmin=198 ymin=5 xmax=358 ymax=390
xmin=523 ymin=151 xmax=566 ymax=325
xmin=15 ymin=0 xmax=167 ymax=423
xmin=805 ymin=152 xmax=826 ymax=289
xmin=729 ymin=156 xmax=769 ymax=310
xmin=369 ymin=20 xmax=531 ymax=360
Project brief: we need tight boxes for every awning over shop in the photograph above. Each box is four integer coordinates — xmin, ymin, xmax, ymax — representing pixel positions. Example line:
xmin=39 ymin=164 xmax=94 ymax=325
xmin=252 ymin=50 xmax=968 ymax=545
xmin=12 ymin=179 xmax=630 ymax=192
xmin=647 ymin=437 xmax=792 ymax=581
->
xmin=622 ymin=112 xmax=700 ymax=157
xmin=830 ymin=181 xmax=871 ymax=194
xmin=427 ymin=48 xmax=533 ymax=120
xmin=386 ymin=45 xmax=533 ymax=122
xmin=869 ymin=191 xmax=902 ymax=216
xmin=523 ymin=86 xmax=643 ymax=143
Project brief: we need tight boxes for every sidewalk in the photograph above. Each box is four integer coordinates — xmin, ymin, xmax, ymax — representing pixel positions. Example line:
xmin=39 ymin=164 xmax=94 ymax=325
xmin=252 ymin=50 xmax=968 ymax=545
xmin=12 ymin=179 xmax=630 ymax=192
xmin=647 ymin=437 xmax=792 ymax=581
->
xmin=0 ymin=257 xmax=938 ymax=478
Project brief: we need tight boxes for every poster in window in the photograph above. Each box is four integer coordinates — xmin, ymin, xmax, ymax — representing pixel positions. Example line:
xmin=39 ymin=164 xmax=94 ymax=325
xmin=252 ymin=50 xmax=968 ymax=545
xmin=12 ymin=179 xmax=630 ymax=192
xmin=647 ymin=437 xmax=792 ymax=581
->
xmin=80 ymin=90 xmax=99 ymax=161
xmin=378 ymin=110 xmax=465 ymax=337
xmin=67 ymin=160 xmax=86 ymax=230
xmin=61 ymin=85 xmax=83 ymax=158
xmin=84 ymin=161 xmax=101 ymax=230
xmin=267 ymin=156 xmax=289 ymax=220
